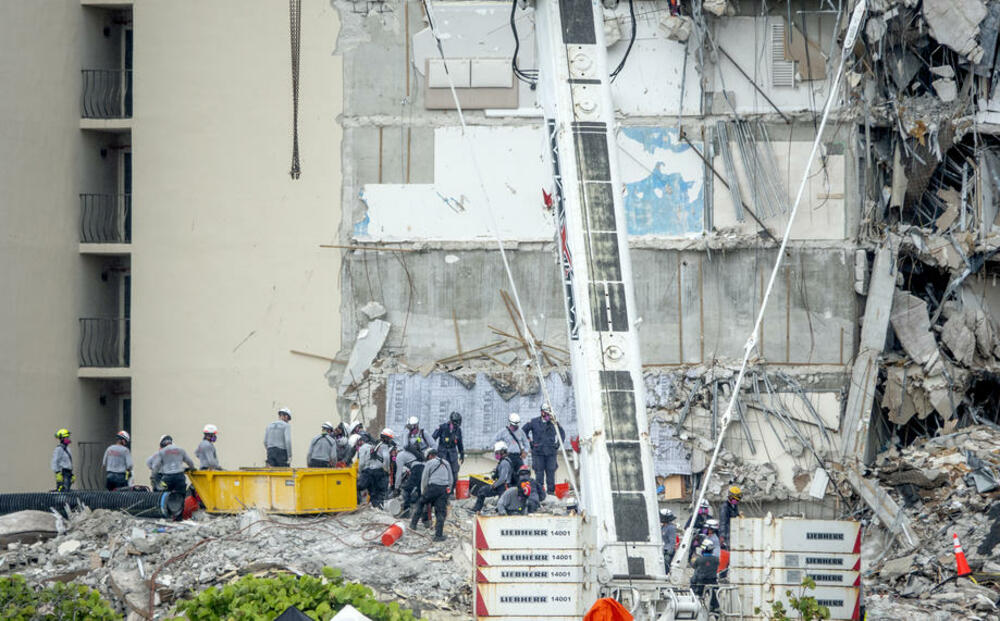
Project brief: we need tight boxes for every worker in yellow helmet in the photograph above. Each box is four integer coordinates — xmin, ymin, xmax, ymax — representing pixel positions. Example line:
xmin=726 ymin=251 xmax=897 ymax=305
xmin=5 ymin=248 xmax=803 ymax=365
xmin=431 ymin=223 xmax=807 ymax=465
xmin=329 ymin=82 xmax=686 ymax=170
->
xmin=719 ymin=485 xmax=742 ymax=549
xmin=51 ymin=429 xmax=74 ymax=491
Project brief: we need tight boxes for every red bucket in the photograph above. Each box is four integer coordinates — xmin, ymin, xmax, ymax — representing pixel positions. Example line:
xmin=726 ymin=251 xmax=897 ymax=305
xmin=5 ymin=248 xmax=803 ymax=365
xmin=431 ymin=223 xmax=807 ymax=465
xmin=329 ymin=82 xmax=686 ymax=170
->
xmin=381 ymin=522 xmax=406 ymax=546
xmin=554 ymin=482 xmax=569 ymax=499
xmin=455 ymin=479 xmax=470 ymax=499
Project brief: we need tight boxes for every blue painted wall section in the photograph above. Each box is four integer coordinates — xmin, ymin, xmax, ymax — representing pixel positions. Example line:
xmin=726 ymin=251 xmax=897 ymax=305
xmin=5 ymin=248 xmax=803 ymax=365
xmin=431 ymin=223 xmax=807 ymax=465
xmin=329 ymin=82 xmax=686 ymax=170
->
xmin=620 ymin=127 xmax=704 ymax=236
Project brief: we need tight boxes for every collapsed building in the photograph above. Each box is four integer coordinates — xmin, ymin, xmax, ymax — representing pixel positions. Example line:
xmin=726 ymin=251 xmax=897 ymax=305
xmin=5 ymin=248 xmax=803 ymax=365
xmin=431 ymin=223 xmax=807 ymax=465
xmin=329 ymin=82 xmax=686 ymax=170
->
xmin=328 ymin=0 xmax=1000 ymax=614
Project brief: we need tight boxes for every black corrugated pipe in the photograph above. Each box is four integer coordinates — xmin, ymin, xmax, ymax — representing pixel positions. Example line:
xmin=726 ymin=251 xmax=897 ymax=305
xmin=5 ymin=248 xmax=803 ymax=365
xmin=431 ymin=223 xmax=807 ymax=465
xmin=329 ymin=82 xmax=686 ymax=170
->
xmin=0 ymin=491 xmax=184 ymax=519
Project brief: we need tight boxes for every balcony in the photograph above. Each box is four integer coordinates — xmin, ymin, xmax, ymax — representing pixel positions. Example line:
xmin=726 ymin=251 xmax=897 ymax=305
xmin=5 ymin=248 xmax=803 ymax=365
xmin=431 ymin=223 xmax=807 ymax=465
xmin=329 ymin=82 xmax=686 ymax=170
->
xmin=78 ymin=318 xmax=130 ymax=377
xmin=81 ymin=69 xmax=132 ymax=129
xmin=80 ymin=194 xmax=131 ymax=254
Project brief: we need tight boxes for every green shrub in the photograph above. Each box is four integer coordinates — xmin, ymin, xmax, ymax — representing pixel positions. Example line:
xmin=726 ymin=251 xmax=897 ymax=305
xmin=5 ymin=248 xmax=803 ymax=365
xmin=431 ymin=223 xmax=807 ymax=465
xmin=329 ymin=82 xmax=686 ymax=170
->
xmin=0 ymin=574 xmax=121 ymax=621
xmin=170 ymin=567 xmax=420 ymax=621
xmin=754 ymin=577 xmax=831 ymax=620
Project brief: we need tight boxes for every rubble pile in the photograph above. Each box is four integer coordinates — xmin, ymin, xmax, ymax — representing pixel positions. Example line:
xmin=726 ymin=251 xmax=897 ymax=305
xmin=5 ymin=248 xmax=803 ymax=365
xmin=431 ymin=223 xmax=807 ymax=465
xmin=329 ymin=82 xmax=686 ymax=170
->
xmin=0 ymin=506 xmax=474 ymax=620
xmin=864 ymin=425 xmax=1000 ymax=619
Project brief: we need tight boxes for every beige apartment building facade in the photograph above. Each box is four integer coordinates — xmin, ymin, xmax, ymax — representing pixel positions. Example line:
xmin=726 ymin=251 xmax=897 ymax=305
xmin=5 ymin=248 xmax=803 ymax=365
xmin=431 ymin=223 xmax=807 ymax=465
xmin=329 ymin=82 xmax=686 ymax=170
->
xmin=1 ymin=0 xmax=343 ymax=491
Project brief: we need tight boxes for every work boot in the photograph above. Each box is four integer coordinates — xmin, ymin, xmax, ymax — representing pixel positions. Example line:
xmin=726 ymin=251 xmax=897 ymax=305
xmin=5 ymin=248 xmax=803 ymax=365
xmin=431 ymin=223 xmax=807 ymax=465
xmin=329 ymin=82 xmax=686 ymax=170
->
xmin=472 ymin=496 xmax=485 ymax=513
xmin=433 ymin=534 xmax=446 ymax=542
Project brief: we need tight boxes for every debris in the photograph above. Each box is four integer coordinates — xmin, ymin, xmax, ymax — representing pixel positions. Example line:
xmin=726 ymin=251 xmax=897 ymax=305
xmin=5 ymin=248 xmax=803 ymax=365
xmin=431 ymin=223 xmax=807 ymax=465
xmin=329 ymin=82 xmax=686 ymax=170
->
xmin=56 ymin=540 xmax=81 ymax=556
xmin=890 ymin=290 xmax=943 ymax=374
xmin=932 ymin=78 xmax=957 ymax=103
xmin=0 ymin=510 xmax=58 ymax=546
xmin=658 ymin=14 xmax=692 ymax=43
xmin=922 ymin=0 xmax=988 ymax=62
xmin=701 ymin=0 xmax=729 ymax=17
xmin=338 ymin=319 xmax=391 ymax=396
xmin=359 ymin=301 xmax=386 ymax=320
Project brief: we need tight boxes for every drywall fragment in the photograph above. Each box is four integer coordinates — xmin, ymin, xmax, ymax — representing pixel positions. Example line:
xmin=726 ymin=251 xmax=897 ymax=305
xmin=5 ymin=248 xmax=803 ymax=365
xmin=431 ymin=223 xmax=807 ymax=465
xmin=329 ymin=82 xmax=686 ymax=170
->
xmin=924 ymin=373 xmax=958 ymax=419
xmin=338 ymin=320 xmax=391 ymax=396
xmin=866 ymin=17 xmax=887 ymax=49
xmin=942 ymin=313 xmax=976 ymax=365
xmin=890 ymin=290 xmax=943 ymax=374
xmin=784 ymin=24 xmax=827 ymax=80
xmin=932 ymin=78 xmax=958 ymax=102
xmin=604 ymin=9 xmax=622 ymax=46
xmin=935 ymin=189 xmax=961 ymax=230
xmin=360 ymin=301 xmax=387 ymax=320
xmin=890 ymin=145 xmax=907 ymax=209
xmin=923 ymin=0 xmax=988 ymax=63
xmin=658 ymin=14 xmax=692 ymax=42
xmin=808 ymin=467 xmax=829 ymax=500
xmin=931 ymin=65 xmax=956 ymax=79
xmin=883 ymin=366 xmax=911 ymax=424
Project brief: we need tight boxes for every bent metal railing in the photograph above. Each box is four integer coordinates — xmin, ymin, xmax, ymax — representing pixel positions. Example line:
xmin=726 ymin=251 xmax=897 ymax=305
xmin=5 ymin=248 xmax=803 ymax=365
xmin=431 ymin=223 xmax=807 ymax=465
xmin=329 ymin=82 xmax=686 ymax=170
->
xmin=80 ymin=194 xmax=131 ymax=243
xmin=81 ymin=69 xmax=132 ymax=119
xmin=79 ymin=318 xmax=130 ymax=367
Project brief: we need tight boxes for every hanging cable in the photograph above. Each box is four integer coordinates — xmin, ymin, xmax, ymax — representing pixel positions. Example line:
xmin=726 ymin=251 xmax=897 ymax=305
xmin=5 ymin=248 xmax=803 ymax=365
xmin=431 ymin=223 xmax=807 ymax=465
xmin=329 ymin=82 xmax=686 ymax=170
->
xmin=289 ymin=0 xmax=302 ymax=179
xmin=510 ymin=0 xmax=538 ymax=86
xmin=609 ymin=0 xmax=636 ymax=81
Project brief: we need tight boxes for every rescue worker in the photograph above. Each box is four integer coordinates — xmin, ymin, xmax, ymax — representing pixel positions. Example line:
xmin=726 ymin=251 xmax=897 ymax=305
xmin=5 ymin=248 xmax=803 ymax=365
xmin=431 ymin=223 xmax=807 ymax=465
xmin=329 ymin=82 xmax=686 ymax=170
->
xmin=263 ymin=407 xmax=293 ymax=467
xmin=660 ymin=508 xmax=678 ymax=569
xmin=494 ymin=413 xmax=529 ymax=467
xmin=719 ymin=485 xmax=741 ymax=548
xmin=307 ymin=422 xmax=338 ymax=467
xmin=687 ymin=500 xmax=714 ymax=561
xmin=196 ymin=424 xmax=221 ymax=470
xmin=472 ymin=441 xmax=514 ymax=513
xmin=332 ymin=423 xmax=351 ymax=465
xmin=403 ymin=416 xmax=433 ymax=454
xmin=51 ymin=429 xmax=74 ymax=492
xmin=704 ymin=519 xmax=721 ymax=558
xmin=357 ymin=428 xmax=394 ymax=509
xmin=690 ymin=538 xmax=720 ymax=611
xmin=146 ymin=435 xmax=173 ymax=490
xmin=398 ymin=444 xmax=427 ymax=518
xmin=522 ymin=404 xmax=566 ymax=494
xmin=411 ymin=447 xmax=452 ymax=541
xmin=497 ymin=477 xmax=535 ymax=515
xmin=344 ymin=433 xmax=365 ymax=466
xmin=147 ymin=435 xmax=195 ymax=493
xmin=102 ymin=431 xmax=133 ymax=490
xmin=432 ymin=411 xmax=464 ymax=491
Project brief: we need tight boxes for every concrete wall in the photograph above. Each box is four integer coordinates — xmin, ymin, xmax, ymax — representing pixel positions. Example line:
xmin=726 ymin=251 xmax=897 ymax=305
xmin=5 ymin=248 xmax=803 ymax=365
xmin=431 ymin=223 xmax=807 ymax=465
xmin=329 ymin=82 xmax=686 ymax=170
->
xmin=342 ymin=247 xmax=858 ymax=365
xmin=129 ymin=0 xmax=343 ymax=473
xmin=0 ymin=2 xmax=119 ymax=492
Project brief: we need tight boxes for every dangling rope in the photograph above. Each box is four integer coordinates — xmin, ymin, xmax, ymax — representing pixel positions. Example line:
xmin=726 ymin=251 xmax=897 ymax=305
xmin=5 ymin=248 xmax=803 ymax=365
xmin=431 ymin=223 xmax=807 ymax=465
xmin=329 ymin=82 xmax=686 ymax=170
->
xmin=289 ymin=0 xmax=302 ymax=179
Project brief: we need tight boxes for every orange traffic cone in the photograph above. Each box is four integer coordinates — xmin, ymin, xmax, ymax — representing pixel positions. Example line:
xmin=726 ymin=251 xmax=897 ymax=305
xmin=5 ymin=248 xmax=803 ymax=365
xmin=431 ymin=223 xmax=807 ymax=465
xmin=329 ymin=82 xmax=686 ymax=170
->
xmin=953 ymin=533 xmax=972 ymax=577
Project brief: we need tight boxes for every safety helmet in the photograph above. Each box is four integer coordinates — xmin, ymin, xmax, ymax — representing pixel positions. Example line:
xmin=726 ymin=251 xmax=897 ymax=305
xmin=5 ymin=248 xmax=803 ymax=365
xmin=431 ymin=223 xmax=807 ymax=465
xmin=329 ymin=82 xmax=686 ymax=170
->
xmin=700 ymin=538 xmax=715 ymax=553
xmin=381 ymin=427 xmax=395 ymax=439
xmin=55 ymin=429 xmax=71 ymax=440
xmin=159 ymin=435 xmax=173 ymax=447
xmin=406 ymin=416 xmax=419 ymax=429
xmin=348 ymin=433 xmax=361 ymax=446
xmin=116 ymin=430 xmax=131 ymax=443
xmin=508 ymin=413 xmax=521 ymax=425
xmin=449 ymin=411 xmax=462 ymax=424
xmin=517 ymin=465 xmax=532 ymax=479
xmin=278 ymin=407 xmax=292 ymax=419
xmin=659 ymin=508 xmax=675 ymax=522
xmin=321 ymin=422 xmax=334 ymax=432
xmin=425 ymin=447 xmax=438 ymax=458
xmin=494 ymin=441 xmax=508 ymax=453
xmin=203 ymin=424 xmax=218 ymax=435
xmin=540 ymin=404 xmax=552 ymax=415
xmin=519 ymin=480 xmax=532 ymax=496
xmin=705 ymin=519 xmax=719 ymax=531
xmin=729 ymin=485 xmax=742 ymax=500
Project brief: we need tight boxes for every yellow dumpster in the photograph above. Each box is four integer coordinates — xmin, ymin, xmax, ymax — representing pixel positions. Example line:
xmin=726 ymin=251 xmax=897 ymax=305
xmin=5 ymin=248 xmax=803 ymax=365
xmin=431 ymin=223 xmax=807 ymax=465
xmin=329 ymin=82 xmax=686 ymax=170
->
xmin=188 ymin=465 xmax=358 ymax=514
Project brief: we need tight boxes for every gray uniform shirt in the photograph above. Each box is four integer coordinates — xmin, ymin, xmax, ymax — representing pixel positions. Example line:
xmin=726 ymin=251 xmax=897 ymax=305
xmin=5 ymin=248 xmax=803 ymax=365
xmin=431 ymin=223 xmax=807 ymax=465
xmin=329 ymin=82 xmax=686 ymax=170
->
xmin=307 ymin=434 xmax=337 ymax=463
xmin=402 ymin=429 xmax=434 ymax=454
xmin=420 ymin=457 xmax=453 ymax=493
xmin=395 ymin=451 xmax=419 ymax=490
xmin=51 ymin=446 xmax=72 ymax=472
xmin=497 ymin=487 xmax=533 ymax=515
xmin=494 ymin=426 xmax=529 ymax=455
xmin=102 ymin=444 xmax=133 ymax=474
xmin=263 ymin=420 xmax=292 ymax=458
xmin=195 ymin=440 xmax=221 ymax=469
xmin=148 ymin=445 xmax=194 ymax=474
xmin=359 ymin=442 xmax=392 ymax=473
xmin=492 ymin=458 xmax=513 ymax=491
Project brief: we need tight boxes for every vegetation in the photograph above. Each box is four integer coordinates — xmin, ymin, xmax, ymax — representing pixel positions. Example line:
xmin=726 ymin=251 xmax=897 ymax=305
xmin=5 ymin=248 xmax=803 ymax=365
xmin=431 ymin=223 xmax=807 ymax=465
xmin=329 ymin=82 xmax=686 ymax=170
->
xmin=170 ymin=567 xmax=420 ymax=621
xmin=754 ymin=577 xmax=832 ymax=620
xmin=0 ymin=574 xmax=120 ymax=621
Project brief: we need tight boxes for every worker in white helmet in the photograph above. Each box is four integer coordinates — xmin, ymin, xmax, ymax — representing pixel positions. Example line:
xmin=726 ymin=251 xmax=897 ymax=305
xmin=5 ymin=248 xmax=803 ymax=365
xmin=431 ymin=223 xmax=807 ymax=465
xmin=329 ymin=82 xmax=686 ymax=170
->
xmin=494 ymin=412 xmax=529 ymax=470
xmin=356 ymin=428 xmax=395 ymax=509
xmin=472 ymin=441 xmax=515 ymax=513
xmin=196 ymin=424 xmax=221 ymax=470
xmin=403 ymin=416 xmax=434 ymax=455
xmin=102 ymin=431 xmax=133 ymax=490
xmin=263 ymin=407 xmax=293 ymax=466
xmin=307 ymin=422 xmax=338 ymax=467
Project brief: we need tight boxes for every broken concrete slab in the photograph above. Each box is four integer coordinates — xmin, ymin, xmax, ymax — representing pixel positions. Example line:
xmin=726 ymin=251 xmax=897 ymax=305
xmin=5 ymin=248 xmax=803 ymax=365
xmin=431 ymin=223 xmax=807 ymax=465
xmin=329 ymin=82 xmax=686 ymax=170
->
xmin=923 ymin=0 xmax=988 ymax=62
xmin=890 ymin=290 xmax=943 ymax=374
xmin=846 ymin=468 xmax=919 ymax=548
xmin=932 ymin=78 xmax=958 ymax=103
xmin=658 ymin=14 xmax=692 ymax=42
xmin=880 ymin=553 xmax=916 ymax=581
xmin=337 ymin=319 xmax=391 ymax=397
xmin=0 ymin=510 xmax=58 ymax=546
xmin=942 ymin=313 xmax=976 ymax=365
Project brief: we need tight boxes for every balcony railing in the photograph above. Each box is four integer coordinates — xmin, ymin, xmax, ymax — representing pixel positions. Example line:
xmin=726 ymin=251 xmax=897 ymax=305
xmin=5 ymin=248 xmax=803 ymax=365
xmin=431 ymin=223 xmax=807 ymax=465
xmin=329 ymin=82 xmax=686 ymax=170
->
xmin=81 ymin=69 xmax=132 ymax=119
xmin=80 ymin=194 xmax=131 ymax=243
xmin=79 ymin=318 xmax=130 ymax=367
